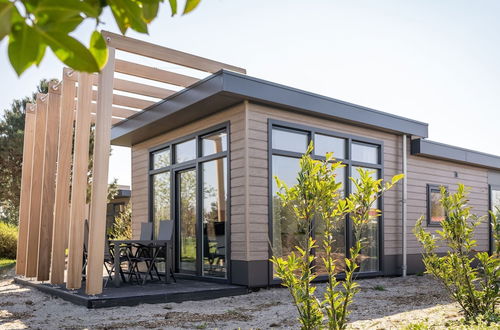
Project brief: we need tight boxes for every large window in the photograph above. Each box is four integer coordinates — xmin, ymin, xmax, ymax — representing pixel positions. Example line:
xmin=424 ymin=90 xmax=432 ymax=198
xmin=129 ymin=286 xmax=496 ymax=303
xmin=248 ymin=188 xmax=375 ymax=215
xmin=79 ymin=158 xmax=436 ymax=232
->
xmin=270 ymin=121 xmax=383 ymax=275
xmin=149 ymin=124 xmax=229 ymax=278
xmin=427 ymin=184 xmax=447 ymax=226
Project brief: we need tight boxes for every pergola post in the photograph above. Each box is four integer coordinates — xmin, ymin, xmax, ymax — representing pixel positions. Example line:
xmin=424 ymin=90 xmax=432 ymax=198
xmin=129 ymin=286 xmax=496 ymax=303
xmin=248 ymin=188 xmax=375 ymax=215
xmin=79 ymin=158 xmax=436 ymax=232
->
xmin=25 ymin=94 xmax=48 ymax=277
xmin=37 ymin=80 xmax=61 ymax=281
xmin=50 ymin=71 xmax=76 ymax=284
xmin=86 ymin=47 xmax=115 ymax=295
xmin=15 ymin=103 xmax=36 ymax=276
xmin=67 ymin=73 xmax=93 ymax=289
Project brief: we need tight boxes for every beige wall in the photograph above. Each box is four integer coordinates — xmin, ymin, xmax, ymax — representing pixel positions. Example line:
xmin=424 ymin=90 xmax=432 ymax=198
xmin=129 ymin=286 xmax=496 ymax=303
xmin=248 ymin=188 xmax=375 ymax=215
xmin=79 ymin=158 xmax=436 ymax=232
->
xmin=130 ymin=100 xmax=491 ymax=266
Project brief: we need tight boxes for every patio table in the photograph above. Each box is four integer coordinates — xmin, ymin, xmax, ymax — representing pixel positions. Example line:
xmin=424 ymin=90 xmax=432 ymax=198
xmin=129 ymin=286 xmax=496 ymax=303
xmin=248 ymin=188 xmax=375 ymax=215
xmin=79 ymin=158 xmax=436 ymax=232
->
xmin=109 ymin=239 xmax=172 ymax=287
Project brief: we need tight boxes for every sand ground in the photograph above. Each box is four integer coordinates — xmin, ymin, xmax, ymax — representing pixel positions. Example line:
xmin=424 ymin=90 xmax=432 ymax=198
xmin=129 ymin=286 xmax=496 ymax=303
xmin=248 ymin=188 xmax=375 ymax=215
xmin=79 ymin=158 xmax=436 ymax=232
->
xmin=0 ymin=267 xmax=471 ymax=329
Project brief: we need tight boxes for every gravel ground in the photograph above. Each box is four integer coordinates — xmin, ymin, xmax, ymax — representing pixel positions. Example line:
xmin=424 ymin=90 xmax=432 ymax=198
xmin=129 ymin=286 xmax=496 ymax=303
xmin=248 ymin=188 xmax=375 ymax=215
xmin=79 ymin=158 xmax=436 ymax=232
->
xmin=0 ymin=266 xmax=467 ymax=329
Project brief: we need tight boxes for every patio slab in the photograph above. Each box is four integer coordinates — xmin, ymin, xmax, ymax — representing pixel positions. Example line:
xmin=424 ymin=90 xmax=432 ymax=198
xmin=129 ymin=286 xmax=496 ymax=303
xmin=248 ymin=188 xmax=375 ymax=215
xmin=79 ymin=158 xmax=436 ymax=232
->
xmin=14 ymin=277 xmax=248 ymax=308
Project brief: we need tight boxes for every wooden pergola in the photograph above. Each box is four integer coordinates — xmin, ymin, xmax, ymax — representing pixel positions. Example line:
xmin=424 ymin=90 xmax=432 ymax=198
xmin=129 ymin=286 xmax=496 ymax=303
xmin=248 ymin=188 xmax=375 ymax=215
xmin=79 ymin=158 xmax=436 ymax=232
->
xmin=15 ymin=31 xmax=245 ymax=295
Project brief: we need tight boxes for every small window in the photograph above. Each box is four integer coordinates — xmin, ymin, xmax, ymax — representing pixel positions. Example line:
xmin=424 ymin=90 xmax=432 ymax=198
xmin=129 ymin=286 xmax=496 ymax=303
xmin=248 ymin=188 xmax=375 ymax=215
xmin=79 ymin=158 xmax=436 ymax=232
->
xmin=272 ymin=128 xmax=308 ymax=153
xmin=427 ymin=184 xmax=446 ymax=225
xmin=175 ymin=139 xmax=196 ymax=163
xmin=152 ymin=148 xmax=170 ymax=169
xmin=315 ymin=134 xmax=346 ymax=159
xmin=352 ymin=142 xmax=379 ymax=164
xmin=202 ymin=130 xmax=227 ymax=156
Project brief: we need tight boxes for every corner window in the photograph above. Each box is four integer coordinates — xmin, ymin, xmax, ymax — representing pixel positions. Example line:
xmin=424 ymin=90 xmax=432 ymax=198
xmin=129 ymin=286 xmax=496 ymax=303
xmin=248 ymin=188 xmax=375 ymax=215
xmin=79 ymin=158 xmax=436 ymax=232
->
xmin=427 ymin=184 xmax=447 ymax=225
xmin=174 ymin=139 xmax=196 ymax=163
xmin=152 ymin=148 xmax=171 ymax=169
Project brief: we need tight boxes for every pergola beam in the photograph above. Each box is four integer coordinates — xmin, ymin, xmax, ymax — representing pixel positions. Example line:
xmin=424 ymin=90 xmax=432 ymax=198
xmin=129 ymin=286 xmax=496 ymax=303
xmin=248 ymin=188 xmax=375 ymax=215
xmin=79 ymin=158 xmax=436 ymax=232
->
xmin=102 ymin=30 xmax=246 ymax=74
xmin=50 ymin=69 xmax=77 ymax=284
xmin=86 ymin=47 xmax=116 ymax=295
xmin=15 ymin=103 xmax=36 ymax=276
xmin=25 ymin=94 xmax=48 ymax=277
xmin=66 ymin=73 xmax=93 ymax=289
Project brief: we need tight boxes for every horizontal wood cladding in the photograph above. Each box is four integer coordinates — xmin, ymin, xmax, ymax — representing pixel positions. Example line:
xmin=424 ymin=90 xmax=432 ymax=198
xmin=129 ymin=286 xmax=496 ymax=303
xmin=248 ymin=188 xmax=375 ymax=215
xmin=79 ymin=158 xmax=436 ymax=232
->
xmin=406 ymin=152 xmax=490 ymax=254
xmin=246 ymin=103 xmax=404 ymax=260
xmin=130 ymin=103 xmax=247 ymax=261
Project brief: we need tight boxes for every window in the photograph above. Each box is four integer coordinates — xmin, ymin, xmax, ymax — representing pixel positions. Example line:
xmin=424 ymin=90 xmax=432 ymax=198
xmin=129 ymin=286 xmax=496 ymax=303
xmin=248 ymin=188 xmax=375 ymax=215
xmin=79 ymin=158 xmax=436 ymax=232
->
xmin=270 ymin=122 xmax=383 ymax=276
xmin=314 ymin=134 xmax=346 ymax=159
xmin=149 ymin=124 xmax=229 ymax=278
xmin=351 ymin=142 xmax=379 ymax=164
xmin=174 ymin=139 xmax=196 ymax=163
xmin=272 ymin=127 xmax=309 ymax=153
xmin=427 ymin=184 xmax=447 ymax=225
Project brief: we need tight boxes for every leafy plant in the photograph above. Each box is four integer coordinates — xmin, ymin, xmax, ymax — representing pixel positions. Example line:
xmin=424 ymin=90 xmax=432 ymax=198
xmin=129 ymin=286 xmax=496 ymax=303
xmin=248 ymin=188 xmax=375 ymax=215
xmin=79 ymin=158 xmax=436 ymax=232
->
xmin=0 ymin=221 xmax=18 ymax=259
xmin=1 ymin=0 xmax=203 ymax=75
xmin=107 ymin=203 xmax=131 ymax=240
xmin=414 ymin=185 xmax=499 ymax=324
xmin=271 ymin=142 xmax=402 ymax=329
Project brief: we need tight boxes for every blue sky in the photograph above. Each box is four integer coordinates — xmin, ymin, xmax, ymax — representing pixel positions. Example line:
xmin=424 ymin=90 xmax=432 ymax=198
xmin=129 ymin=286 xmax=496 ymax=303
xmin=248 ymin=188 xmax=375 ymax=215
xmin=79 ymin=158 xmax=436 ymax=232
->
xmin=1 ymin=0 xmax=499 ymax=186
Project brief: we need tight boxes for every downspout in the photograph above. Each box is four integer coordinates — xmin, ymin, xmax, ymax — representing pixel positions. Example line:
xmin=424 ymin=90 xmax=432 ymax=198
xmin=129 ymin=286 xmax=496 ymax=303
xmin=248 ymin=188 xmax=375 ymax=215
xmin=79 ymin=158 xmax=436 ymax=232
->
xmin=402 ymin=134 xmax=408 ymax=277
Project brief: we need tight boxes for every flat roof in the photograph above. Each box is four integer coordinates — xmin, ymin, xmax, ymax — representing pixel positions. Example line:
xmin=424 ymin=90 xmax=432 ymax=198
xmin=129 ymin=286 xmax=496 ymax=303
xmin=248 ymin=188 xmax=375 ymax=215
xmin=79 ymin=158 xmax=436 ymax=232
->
xmin=111 ymin=70 xmax=429 ymax=146
xmin=411 ymin=139 xmax=500 ymax=170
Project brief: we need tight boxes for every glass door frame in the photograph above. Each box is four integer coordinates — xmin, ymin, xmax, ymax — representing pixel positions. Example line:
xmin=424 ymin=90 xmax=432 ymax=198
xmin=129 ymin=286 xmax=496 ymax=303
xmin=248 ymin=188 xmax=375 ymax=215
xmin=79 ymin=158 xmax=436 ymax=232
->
xmin=148 ymin=122 xmax=231 ymax=282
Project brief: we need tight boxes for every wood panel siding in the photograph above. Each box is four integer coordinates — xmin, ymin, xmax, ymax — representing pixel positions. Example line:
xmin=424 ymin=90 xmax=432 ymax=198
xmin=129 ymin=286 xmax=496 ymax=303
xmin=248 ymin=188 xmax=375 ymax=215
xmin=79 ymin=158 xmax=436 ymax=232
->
xmin=130 ymin=103 xmax=247 ymax=260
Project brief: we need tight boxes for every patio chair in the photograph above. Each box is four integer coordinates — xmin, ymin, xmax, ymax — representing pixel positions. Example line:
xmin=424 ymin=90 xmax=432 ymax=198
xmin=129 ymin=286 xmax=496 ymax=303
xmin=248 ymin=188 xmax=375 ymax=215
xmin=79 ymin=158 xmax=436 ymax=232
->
xmin=130 ymin=220 xmax=176 ymax=284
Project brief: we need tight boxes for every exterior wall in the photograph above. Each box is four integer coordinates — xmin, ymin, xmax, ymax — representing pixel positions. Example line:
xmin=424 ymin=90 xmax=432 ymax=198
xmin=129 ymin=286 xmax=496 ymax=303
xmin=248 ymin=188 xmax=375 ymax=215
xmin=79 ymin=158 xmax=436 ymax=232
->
xmin=245 ymin=102 xmax=404 ymax=261
xmin=406 ymin=153 xmax=490 ymax=254
xmin=130 ymin=102 xmax=248 ymax=263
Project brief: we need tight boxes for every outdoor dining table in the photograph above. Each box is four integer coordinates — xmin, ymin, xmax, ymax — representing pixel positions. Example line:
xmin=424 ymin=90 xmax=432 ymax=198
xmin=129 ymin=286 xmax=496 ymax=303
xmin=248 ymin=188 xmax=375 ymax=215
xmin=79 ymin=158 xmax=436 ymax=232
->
xmin=109 ymin=239 xmax=172 ymax=287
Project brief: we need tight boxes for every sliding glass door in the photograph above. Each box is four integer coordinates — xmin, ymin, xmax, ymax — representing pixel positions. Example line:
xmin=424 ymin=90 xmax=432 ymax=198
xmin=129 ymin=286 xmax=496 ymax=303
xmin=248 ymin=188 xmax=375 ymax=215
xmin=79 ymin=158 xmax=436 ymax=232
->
xmin=176 ymin=168 xmax=197 ymax=274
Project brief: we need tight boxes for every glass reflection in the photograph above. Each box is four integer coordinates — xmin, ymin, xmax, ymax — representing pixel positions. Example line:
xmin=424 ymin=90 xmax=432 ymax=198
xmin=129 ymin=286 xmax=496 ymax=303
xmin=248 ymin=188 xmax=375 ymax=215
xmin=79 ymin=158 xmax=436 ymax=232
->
xmin=202 ymin=158 xmax=227 ymax=277
xmin=178 ymin=169 xmax=197 ymax=273
xmin=152 ymin=172 xmax=170 ymax=238
xmin=315 ymin=134 xmax=346 ymax=159
xmin=152 ymin=148 xmax=170 ymax=169
xmin=202 ymin=131 xmax=227 ymax=156
xmin=429 ymin=187 xmax=445 ymax=223
xmin=352 ymin=142 xmax=379 ymax=164
xmin=272 ymin=128 xmax=308 ymax=153
xmin=351 ymin=166 xmax=379 ymax=272
xmin=272 ymin=155 xmax=305 ymax=265
xmin=175 ymin=139 xmax=196 ymax=163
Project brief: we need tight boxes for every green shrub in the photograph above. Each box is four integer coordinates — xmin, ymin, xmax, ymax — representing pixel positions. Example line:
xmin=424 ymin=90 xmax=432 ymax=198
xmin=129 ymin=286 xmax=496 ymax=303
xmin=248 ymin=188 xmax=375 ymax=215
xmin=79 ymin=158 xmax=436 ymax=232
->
xmin=271 ymin=143 xmax=402 ymax=330
xmin=414 ymin=185 xmax=499 ymax=324
xmin=0 ymin=221 xmax=18 ymax=259
xmin=108 ymin=203 xmax=132 ymax=240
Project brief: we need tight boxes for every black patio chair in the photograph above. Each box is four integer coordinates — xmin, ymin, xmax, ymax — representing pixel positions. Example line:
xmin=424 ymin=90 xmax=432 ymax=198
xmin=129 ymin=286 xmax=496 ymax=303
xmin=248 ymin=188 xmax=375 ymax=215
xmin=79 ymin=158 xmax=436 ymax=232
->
xmin=130 ymin=220 xmax=176 ymax=284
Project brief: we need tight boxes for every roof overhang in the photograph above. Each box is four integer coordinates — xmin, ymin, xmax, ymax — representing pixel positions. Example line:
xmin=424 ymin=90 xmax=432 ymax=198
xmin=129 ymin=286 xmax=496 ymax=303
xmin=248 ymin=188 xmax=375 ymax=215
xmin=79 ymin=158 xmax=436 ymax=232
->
xmin=411 ymin=139 xmax=500 ymax=170
xmin=111 ymin=70 xmax=429 ymax=146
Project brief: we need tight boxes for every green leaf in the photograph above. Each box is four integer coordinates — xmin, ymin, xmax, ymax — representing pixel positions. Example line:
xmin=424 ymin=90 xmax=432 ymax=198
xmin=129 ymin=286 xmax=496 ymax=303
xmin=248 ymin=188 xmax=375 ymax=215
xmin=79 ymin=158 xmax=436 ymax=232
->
xmin=142 ymin=1 xmax=159 ymax=22
xmin=183 ymin=0 xmax=200 ymax=14
xmin=168 ymin=0 xmax=177 ymax=16
xmin=38 ymin=14 xmax=84 ymax=33
xmin=8 ymin=22 xmax=41 ymax=76
xmin=38 ymin=29 xmax=100 ymax=72
xmin=35 ymin=43 xmax=47 ymax=66
xmin=108 ymin=0 xmax=148 ymax=34
xmin=0 ymin=1 xmax=13 ymax=41
xmin=89 ymin=31 xmax=108 ymax=70
xmin=36 ymin=0 xmax=100 ymax=17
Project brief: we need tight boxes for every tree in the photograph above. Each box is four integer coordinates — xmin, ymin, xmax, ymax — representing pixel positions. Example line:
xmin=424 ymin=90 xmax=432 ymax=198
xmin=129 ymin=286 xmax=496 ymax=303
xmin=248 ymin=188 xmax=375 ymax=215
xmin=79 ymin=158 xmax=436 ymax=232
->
xmin=0 ymin=79 xmax=49 ymax=224
xmin=0 ymin=0 xmax=202 ymax=76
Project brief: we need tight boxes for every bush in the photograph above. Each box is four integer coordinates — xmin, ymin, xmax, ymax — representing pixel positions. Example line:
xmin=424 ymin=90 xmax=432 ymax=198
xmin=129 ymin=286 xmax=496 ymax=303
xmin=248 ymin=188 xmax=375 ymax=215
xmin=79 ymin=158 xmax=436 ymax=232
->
xmin=414 ymin=184 xmax=499 ymax=324
xmin=108 ymin=203 xmax=132 ymax=240
xmin=0 ymin=221 xmax=18 ymax=259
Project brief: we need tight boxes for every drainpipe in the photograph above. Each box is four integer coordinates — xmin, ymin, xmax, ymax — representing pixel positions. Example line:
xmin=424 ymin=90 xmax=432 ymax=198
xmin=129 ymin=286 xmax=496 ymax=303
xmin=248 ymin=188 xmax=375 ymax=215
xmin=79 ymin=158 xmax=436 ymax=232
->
xmin=402 ymin=134 xmax=408 ymax=277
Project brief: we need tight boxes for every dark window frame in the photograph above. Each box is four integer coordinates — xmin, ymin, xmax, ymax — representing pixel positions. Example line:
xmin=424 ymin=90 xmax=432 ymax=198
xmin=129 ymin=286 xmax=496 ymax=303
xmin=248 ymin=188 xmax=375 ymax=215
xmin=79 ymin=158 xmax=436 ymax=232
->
xmin=148 ymin=122 xmax=231 ymax=282
xmin=426 ymin=184 xmax=448 ymax=227
xmin=267 ymin=119 xmax=385 ymax=285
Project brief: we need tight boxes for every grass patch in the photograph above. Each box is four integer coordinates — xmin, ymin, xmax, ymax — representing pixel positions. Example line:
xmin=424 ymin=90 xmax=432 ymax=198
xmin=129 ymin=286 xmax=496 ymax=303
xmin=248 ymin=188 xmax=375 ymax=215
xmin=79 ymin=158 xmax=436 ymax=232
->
xmin=0 ymin=258 xmax=15 ymax=269
xmin=372 ymin=285 xmax=386 ymax=291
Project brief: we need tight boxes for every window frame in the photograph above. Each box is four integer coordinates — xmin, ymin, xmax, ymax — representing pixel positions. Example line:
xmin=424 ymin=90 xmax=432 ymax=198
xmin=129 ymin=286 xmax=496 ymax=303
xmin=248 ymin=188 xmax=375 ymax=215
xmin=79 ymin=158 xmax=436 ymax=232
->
xmin=147 ymin=122 xmax=231 ymax=282
xmin=426 ymin=184 xmax=448 ymax=227
xmin=267 ymin=119 xmax=385 ymax=284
